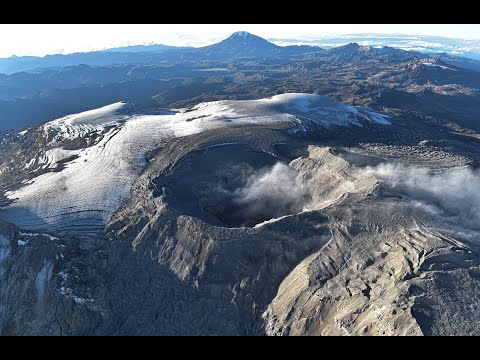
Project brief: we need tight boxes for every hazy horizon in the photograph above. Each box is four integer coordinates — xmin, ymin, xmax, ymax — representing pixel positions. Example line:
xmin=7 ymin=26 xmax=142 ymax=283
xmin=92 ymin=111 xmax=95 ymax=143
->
xmin=0 ymin=24 xmax=479 ymax=58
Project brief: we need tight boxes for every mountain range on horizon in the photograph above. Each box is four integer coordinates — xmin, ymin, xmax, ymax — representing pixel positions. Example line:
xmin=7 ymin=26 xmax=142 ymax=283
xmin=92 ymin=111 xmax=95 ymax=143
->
xmin=0 ymin=31 xmax=479 ymax=132
xmin=0 ymin=31 xmax=323 ymax=74
xmin=1 ymin=31 xmax=480 ymax=75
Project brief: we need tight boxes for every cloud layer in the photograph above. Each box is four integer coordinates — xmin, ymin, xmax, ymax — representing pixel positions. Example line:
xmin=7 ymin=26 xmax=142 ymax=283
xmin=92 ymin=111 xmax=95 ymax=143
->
xmin=366 ymin=163 xmax=480 ymax=229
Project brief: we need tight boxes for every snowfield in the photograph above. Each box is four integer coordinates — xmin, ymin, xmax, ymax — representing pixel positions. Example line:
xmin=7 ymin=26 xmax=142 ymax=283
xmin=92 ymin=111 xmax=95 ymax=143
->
xmin=0 ymin=94 xmax=390 ymax=244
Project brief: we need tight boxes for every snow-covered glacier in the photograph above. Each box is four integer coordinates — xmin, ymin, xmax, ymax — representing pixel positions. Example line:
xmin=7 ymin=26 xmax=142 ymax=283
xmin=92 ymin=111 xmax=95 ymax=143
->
xmin=0 ymin=94 xmax=389 ymax=245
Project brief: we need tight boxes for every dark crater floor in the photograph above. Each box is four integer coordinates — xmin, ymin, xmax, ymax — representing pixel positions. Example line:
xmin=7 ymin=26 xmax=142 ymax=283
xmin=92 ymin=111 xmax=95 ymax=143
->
xmin=153 ymin=144 xmax=305 ymax=228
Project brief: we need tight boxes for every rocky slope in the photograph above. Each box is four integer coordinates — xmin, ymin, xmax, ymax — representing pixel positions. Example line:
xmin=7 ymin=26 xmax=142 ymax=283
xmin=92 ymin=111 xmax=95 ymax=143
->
xmin=0 ymin=94 xmax=479 ymax=335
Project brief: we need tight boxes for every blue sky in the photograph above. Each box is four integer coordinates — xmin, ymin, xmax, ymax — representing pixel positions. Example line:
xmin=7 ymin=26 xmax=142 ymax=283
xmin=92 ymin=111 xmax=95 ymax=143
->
xmin=0 ymin=24 xmax=478 ymax=58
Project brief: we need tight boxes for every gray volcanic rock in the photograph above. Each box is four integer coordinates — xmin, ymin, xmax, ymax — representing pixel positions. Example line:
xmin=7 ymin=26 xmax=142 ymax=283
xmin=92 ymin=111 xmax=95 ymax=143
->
xmin=0 ymin=221 xmax=99 ymax=335
xmin=0 ymin=94 xmax=479 ymax=336
xmin=263 ymin=202 xmax=480 ymax=336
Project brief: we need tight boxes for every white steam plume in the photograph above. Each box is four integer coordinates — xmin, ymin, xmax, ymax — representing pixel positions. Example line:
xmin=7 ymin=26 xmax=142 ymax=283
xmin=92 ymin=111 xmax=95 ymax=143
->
xmin=365 ymin=163 xmax=480 ymax=228
xmin=233 ymin=162 xmax=306 ymax=223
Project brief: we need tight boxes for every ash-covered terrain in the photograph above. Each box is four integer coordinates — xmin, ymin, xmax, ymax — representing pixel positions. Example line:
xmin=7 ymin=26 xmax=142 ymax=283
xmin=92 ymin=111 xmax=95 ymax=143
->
xmin=0 ymin=32 xmax=480 ymax=336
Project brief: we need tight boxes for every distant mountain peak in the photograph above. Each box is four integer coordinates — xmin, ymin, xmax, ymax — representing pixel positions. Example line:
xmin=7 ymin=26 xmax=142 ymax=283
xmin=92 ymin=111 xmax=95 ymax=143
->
xmin=327 ymin=42 xmax=362 ymax=56
xmin=342 ymin=42 xmax=361 ymax=50
xmin=223 ymin=31 xmax=273 ymax=45
xmin=200 ymin=31 xmax=279 ymax=59
xmin=232 ymin=31 xmax=253 ymax=37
